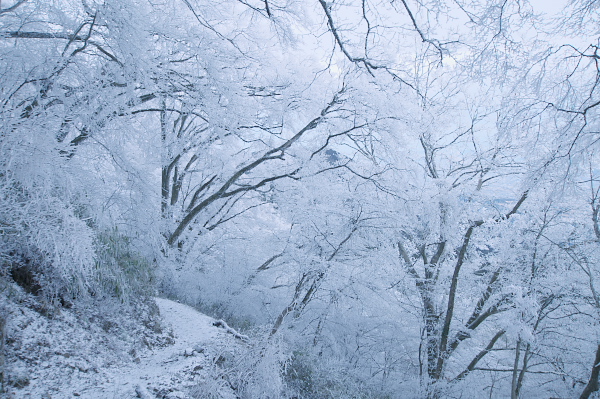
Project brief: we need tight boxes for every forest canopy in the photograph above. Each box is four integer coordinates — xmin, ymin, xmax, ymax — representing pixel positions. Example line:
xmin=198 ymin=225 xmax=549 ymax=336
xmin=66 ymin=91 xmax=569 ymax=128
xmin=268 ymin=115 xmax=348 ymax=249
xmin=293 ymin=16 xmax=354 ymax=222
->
xmin=2 ymin=0 xmax=600 ymax=398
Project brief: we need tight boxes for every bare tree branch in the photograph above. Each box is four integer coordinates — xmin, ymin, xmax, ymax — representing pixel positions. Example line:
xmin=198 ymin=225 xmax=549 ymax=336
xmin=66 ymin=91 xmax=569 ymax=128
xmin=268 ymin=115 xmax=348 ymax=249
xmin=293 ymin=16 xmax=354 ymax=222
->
xmin=0 ymin=0 xmax=27 ymax=15
xmin=398 ymin=0 xmax=444 ymax=59
xmin=1 ymin=31 xmax=84 ymax=40
xmin=167 ymin=89 xmax=345 ymax=246
xmin=436 ymin=190 xmax=528 ymax=377
xmin=454 ymin=330 xmax=506 ymax=381
xmin=317 ymin=0 xmax=419 ymax=91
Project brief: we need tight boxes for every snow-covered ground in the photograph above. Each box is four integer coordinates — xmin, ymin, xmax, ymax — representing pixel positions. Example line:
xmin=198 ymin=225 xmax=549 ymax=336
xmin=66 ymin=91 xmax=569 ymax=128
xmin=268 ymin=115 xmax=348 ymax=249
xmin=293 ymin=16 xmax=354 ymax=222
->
xmin=80 ymin=298 xmax=241 ymax=399
xmin=4 ymin=290 xmax=244 ymax=399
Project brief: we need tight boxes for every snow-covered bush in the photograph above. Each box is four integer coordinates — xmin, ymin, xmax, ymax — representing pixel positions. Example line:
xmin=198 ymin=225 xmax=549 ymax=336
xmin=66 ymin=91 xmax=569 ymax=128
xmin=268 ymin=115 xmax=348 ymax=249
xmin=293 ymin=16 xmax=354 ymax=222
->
xmin=0 ymin=177 xmax=155 ymax=304
xmin=283 ymin=348 xmax=397 ymax=399
xmin=189 ymin=332 xmax=288 ymax=399
xmin=94 ymin=227 xmax=156 ymax=300
xmin=0 ymin=181 xmax=95 ymax=302
xmin=188 ymin=362 xmax=235 ymax=399
xmin=231 ymin=335 xmax=287 ymax=398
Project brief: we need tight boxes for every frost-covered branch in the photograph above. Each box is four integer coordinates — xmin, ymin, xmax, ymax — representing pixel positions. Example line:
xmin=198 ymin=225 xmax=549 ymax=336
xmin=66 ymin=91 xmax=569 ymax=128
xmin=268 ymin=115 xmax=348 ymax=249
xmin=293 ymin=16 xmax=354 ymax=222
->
xmin=167 ymin=89 xmax=345 ymax=246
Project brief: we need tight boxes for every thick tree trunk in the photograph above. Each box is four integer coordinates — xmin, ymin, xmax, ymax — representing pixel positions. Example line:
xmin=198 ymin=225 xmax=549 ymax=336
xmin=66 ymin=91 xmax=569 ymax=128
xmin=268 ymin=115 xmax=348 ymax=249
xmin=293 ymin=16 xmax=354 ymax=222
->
xmin=580 ymin=343 xmax=600 ymax=399
xmin=425 ymin=301 xmax=440 ymax=380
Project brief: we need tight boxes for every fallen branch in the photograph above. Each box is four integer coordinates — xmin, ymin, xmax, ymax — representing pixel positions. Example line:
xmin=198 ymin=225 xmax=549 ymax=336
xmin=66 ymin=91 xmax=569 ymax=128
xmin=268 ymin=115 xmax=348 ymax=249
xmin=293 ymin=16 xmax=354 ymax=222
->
xmin=213 ymin=320 xmax=249 ymax=342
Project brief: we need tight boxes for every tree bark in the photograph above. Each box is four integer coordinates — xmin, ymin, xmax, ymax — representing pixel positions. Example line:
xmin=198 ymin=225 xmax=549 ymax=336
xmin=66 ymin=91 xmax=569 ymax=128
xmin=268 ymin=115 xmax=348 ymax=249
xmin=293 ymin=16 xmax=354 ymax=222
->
xmin=511 ymin=339 xmax=522 ymax=399
xmin=580 ymin=343 xmax=600 ymax=399
xmin=0 ymin=311 xmax=6 ymax=393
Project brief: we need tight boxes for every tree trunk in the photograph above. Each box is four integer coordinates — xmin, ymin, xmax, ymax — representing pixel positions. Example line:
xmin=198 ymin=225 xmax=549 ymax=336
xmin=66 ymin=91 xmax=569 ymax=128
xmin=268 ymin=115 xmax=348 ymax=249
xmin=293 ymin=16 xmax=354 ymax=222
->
xmin=580 ymin=343 xmax=600 ymax=399
xmin=511 ymin=339 xmax=522 ymax=399
xmin=425 ymin=301 xmax=440 ymax=381
xmin=0 ymin=311 xmax=6 ymax=393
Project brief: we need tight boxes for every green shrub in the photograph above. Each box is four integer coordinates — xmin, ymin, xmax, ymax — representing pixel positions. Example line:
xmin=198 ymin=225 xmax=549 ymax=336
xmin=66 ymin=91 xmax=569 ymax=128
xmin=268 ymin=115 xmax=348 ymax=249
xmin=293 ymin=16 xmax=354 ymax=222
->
xmin=94 ymin=228 xmax=156 ymax=300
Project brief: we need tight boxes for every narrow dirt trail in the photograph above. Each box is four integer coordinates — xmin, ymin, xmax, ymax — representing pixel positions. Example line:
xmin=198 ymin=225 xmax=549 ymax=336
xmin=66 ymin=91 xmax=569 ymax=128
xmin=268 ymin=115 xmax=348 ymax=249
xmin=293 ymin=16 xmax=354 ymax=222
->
xmin=76 ymin=298 xmax=236 ymax=399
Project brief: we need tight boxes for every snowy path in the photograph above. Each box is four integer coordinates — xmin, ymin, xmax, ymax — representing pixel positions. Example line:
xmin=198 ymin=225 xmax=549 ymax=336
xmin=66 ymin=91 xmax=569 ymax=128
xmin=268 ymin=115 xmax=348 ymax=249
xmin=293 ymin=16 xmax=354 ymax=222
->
xmin=75 ymin=298 xmax=235 ymax=399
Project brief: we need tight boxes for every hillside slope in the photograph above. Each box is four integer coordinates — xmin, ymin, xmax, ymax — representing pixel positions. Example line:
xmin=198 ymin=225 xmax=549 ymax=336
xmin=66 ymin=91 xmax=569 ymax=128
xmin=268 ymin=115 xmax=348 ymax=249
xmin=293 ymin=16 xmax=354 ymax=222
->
xmin=3 ymin=290 xmax=245 ymax=399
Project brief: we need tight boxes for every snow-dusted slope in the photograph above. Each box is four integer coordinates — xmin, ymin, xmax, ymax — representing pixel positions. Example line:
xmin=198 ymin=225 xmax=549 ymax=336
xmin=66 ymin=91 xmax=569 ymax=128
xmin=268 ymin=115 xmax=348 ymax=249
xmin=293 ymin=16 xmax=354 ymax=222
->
xmin=80 ymin=298 xmax=236 ymax=399
xmin=5 ymin=295 xmax=243 ymax=399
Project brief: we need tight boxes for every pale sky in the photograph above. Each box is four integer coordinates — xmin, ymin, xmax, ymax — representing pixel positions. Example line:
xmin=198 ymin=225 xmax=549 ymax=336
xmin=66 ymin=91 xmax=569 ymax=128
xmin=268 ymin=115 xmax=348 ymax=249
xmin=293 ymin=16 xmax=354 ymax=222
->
xmin=529 ymin=0 xmax=568 ymax=15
